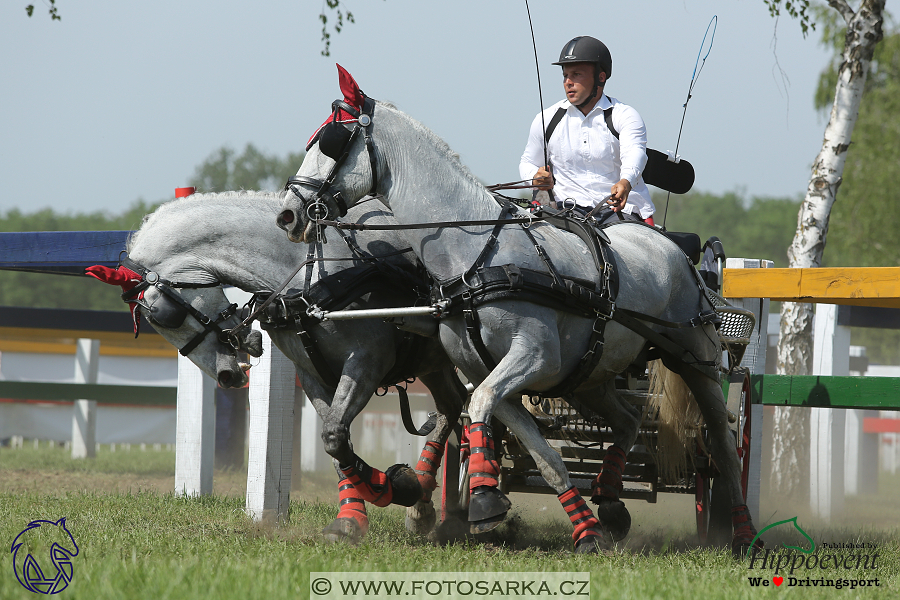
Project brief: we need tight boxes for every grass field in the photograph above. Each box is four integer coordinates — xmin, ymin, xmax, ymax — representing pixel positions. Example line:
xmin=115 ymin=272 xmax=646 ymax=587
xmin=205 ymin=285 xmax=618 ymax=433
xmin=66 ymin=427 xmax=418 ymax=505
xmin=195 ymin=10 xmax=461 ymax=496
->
xmin=2 ymin=443 xmax=898 ymax=599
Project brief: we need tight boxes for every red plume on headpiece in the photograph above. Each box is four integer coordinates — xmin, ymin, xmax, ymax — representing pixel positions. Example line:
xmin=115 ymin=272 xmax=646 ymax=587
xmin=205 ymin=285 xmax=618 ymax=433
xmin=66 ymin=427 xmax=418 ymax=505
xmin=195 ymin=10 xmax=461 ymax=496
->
xmin=306 ymin=64 xmax=367 ymax=149
xmin=85 ymin=265 xmax=144 ymax=337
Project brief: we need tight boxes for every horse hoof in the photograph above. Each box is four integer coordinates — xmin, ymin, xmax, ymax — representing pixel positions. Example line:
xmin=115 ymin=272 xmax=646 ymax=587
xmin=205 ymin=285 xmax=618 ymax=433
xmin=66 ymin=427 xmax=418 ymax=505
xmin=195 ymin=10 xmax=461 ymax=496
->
xmin=574 ymin=530 xmax=611 ymax=554
xmin=406 ymin=499 xmax=436 ymax=535
xmin=322 ymin=517 xmax=367 ymax=545
xmin=470 ymin=511 xmax=507 ymax=535
xmin=468 ymin=486 xmax=511 ymax=533
xmin=593 ymin=498 xmax=631 ymax=542
xmin=385 ymin=463 xmax=424 ymax=507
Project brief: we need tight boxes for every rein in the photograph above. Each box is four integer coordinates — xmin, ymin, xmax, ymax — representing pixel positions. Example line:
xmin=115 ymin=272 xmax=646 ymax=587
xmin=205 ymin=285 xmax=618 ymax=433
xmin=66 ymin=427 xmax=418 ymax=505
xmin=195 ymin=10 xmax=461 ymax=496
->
xmin=310 ymin=213 xmax=543 ymax=232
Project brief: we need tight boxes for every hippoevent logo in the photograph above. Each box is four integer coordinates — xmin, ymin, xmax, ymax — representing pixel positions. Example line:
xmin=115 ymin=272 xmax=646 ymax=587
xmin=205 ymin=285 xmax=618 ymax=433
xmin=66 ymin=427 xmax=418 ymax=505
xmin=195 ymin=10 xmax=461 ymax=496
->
xmin=10 ymin=518 xmax=80 ymax=594
xmin=746 ymin=517 xmax=880 ymax=590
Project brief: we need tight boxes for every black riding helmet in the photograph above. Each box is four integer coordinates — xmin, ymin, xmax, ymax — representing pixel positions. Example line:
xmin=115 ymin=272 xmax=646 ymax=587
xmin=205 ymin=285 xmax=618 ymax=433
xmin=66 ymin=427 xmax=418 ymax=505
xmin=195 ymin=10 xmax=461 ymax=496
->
xmin=553 ymin=36 xmax=612 ymax=109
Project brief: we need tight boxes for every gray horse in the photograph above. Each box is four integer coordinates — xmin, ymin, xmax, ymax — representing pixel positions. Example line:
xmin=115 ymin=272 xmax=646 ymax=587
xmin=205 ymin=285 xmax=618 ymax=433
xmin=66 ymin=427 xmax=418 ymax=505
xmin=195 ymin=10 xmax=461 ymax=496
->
xmin=276 ymin=71 xmax=761 ymax=557
xmin=97 ymin=191 xmax=467 ymax=543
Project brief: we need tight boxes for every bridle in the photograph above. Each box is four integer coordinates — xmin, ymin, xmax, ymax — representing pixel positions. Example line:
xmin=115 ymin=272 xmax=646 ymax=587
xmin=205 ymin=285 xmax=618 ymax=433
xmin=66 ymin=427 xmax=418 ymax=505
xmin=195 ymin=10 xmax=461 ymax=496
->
xmin=119 ymin=254 xmax=247 ymax=357
xmin=285 ymin=96 xmax=378 ymax=225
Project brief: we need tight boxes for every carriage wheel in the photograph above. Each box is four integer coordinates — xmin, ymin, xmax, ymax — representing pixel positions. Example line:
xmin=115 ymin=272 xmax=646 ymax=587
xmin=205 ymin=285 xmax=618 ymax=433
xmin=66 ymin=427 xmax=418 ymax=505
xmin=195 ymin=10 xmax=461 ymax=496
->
xmin=695 ymin=459 xmax=711 ymax=544
xmin=697 ymin=368 xmax=752 ymax=545
xmin=440 ymin=418 xmax=470 ymax=522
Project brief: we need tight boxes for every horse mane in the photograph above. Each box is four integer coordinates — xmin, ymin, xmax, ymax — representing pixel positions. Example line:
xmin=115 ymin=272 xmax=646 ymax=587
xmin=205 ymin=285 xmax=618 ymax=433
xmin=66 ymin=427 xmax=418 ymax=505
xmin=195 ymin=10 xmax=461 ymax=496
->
xmin=127 ymin=189 xmax=288 ymax=252
xmin=375 ymin=100 xmax=486 ymax=190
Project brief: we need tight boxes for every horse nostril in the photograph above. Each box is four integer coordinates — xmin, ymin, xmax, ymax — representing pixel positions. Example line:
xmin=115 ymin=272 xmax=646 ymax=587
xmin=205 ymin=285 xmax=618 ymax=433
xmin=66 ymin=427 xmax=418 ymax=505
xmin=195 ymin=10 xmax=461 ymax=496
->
xmin=279 ymin=210 xmax=295 ymax=224
xmin=218 ymin=371 xmax=233 ymax=387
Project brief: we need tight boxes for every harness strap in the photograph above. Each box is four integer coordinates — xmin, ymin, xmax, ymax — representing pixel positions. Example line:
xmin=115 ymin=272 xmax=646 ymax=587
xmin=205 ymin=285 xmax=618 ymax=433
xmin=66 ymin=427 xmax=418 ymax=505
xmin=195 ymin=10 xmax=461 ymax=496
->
xmin=397 ymin=384 xmax=437 ymax=436
xmin=361 ymin=97 xmax=378 ymax=196
xmin=610 ymin=310 xmax=718 ymax=381
xmin=177 ymin=301 xmax=238 ymax=357
xmin=295 ymin=313 xmax=340 ymax=388
xmin=462 ymin=291 xmax=497 ymax=372
xmin=461 ymin=203 xmax=514 ymax=286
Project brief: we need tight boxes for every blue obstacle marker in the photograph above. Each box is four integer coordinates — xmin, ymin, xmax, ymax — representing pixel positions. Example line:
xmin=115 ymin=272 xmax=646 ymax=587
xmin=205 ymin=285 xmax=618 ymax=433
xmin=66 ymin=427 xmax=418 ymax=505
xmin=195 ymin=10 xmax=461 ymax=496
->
xmin=0 ymin=230 xmax=131 ymax=275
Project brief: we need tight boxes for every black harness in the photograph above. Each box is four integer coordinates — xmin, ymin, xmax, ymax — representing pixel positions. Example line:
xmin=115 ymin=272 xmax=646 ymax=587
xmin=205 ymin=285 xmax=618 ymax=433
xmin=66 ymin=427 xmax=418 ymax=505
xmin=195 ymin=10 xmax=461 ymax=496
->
xmin=287 ymin=94 xmax=720 ymax=416
xmin=118 ymin=255 xmax=244 ymax=357
xmin=287 ymin=97 xmax=379 ymax=222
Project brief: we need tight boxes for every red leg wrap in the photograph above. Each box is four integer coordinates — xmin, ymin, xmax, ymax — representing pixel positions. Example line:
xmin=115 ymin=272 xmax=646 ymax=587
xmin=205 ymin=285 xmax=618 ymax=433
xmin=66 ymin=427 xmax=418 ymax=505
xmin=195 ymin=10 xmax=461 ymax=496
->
xmin=336 ymin=477 xmax=369 ymax=531
xmin=731 ymin=504 xmax=761 ymax=548
xmin=340 ymin=457 xmax=393 ymax=508
xmin=559 ymin=485 xmax=604 ymax=544
xmin=414 ymin=440 xmax=444 ymax=499
xmin=592 ymin=445 xmax=626 ymax=501
xmin=467 ymin=422 xmax=501 ymax=492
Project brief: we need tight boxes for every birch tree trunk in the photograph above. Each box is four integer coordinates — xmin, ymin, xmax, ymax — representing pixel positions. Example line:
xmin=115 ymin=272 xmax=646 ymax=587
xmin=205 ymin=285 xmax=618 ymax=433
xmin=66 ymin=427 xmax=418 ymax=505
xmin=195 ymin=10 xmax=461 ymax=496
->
xmin=772 ymin=0 xmax=885 ymax=498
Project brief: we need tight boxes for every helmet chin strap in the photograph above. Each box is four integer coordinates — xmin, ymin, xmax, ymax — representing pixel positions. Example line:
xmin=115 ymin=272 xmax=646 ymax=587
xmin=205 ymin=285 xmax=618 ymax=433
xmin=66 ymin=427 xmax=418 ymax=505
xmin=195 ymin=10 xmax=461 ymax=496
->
xmin=575 ymin=69 xmax=604 ymax=110
xmin=576 ymin=83 xmax=599 ymax=110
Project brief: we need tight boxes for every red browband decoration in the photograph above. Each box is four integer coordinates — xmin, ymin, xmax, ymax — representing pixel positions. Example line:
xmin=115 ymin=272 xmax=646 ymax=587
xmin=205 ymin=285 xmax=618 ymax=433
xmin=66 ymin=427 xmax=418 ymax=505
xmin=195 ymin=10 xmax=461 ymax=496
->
xmin=85 ymin=264 xmax=144 ymax=337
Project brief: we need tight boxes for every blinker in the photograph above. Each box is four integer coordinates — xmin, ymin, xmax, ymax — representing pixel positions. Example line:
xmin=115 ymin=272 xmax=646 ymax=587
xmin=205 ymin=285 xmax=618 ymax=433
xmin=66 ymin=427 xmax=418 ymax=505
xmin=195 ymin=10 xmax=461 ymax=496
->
xmin=319 ymin=121 xmax=353 ymax=161
xmin=143 ymin=289 xmax=189 ymax=329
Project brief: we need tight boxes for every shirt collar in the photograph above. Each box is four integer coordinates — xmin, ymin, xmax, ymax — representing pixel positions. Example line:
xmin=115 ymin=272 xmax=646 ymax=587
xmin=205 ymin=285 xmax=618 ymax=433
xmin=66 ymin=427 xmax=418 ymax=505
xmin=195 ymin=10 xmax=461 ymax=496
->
xmin=565 ymin=93 xmax=612 ymax=118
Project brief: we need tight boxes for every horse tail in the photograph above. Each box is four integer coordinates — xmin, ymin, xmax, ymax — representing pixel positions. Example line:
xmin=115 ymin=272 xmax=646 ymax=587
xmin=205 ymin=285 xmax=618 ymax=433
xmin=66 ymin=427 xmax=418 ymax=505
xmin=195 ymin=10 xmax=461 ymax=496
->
xmin=646 ymin=360 xmax=706 ymax=484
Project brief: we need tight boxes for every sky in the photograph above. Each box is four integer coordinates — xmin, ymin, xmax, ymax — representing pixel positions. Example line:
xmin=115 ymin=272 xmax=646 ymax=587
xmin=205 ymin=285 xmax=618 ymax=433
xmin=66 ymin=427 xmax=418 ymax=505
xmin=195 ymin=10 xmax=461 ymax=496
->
xmin=1 ymin=1 xmax=835 ymax=216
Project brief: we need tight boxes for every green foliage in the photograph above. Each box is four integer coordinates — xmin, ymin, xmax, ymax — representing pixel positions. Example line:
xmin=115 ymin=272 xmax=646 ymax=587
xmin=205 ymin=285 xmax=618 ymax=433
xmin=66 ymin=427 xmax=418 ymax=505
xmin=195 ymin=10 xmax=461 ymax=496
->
xmin=656 ymin=191 xmax=802 ymax=268
xmin=25 ymin=0 xmax=60 ymax=21
xmin=763 ymin=0 xmax=816 ymax=37
xmin=319 ymin=0 xmax=357 ymax=57
xmin=188 ymin=143 xmax=304 ymax=193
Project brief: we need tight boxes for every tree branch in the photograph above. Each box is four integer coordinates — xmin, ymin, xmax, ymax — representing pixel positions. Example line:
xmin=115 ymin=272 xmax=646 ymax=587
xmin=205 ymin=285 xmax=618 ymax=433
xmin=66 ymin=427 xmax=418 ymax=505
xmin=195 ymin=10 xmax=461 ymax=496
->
xmin=827 ymin=0 xmax=855 ymax=24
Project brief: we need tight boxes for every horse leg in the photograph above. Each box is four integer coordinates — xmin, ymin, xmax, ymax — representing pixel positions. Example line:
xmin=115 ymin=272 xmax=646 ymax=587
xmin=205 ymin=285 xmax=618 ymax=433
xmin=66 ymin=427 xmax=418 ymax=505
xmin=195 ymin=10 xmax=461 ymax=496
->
xmin=326 ymin=369 xmax=423 ymax=508
xmin=577 ymin=382 xmax=641 ymax=541
xmin=493 ymin=400 xmax=610 ymax=553
xmin=405 ymin=368 xmax=466 ymax=535
xmin=465 ymin=334 xmax=563 ymax=534
xmin=297 ymin=375 xmax=371 ymax=544
xmin=676 ymin=364 xmax=763 ymax=559
xmin=322 ymin=459 xmax=370 ymax=544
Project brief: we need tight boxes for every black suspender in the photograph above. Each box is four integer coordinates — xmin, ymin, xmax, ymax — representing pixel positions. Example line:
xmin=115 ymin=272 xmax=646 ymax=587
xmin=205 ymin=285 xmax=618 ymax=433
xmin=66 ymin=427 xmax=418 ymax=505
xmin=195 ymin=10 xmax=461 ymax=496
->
xmin=543 ymin=96 xmax=619 ymax=143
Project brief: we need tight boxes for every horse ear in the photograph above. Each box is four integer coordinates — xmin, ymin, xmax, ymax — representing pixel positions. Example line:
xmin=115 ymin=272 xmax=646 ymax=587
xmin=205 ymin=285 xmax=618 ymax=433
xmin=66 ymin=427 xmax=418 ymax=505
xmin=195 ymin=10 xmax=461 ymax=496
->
xmin=336 ymin=63 xmax=364 ymax=111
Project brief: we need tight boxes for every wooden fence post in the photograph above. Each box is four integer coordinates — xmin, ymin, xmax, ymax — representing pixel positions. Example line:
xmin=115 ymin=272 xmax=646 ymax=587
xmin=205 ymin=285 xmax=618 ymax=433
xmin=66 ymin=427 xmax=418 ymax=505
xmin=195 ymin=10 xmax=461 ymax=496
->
xmin=724 ymin=258 xmax=772 ymax=526
xmin=174 ymin=354 xmax=216 ymax=496
xmin=71 ymin=338 xmax=100 ymax=459
xmin=246 ymin=323 xmax=295 ymax=524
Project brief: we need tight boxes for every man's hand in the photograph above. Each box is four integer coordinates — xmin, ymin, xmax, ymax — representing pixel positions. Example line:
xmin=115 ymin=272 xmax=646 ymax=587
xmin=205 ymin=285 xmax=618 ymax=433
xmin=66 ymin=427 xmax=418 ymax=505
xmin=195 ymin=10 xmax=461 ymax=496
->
xmin=533 ymin=166 xmax=555 ymax=191
xmin=607 ymin=179 xmax=632 ymax=212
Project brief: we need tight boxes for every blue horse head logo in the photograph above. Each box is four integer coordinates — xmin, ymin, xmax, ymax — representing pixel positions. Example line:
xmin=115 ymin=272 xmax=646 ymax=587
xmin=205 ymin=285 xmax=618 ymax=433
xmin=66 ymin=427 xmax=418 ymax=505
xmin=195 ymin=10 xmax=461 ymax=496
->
xmin=11 ymin=518 xmax=80 ymax=594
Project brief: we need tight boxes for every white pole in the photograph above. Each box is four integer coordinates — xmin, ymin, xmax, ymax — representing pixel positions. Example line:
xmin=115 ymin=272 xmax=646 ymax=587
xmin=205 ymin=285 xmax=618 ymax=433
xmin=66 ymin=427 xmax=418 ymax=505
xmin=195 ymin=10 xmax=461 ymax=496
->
xmin=810 ymin=303 xmax=849 ymax=519
xmin=174 ymin=354 xmax=216 ymax=496
xmin=246 ymin=323 xmax=295 ymax=524
xmin=71 ymin=339 xmax=100 ymax=459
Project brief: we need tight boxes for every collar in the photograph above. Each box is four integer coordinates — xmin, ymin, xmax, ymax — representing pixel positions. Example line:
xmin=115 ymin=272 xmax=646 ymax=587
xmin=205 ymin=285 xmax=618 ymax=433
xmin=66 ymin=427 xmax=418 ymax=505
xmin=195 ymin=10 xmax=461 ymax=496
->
xmin=565 ymin=93 xmax=612 ymax=119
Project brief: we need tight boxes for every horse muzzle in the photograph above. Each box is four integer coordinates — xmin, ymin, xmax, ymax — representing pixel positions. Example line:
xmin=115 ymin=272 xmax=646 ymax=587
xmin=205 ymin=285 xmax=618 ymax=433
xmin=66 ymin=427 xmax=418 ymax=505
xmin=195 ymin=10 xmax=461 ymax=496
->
xmin=216 ymin=352 xmax=250 ymax=388
xmin=276 ymin=209 xmax=306 ymax=243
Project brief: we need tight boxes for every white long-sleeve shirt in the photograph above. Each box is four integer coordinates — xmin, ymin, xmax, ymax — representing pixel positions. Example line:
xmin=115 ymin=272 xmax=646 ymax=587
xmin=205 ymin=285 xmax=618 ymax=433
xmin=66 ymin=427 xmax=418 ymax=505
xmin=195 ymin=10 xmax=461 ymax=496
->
xmin=519 ymin=95 xmax=654 ymax=219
